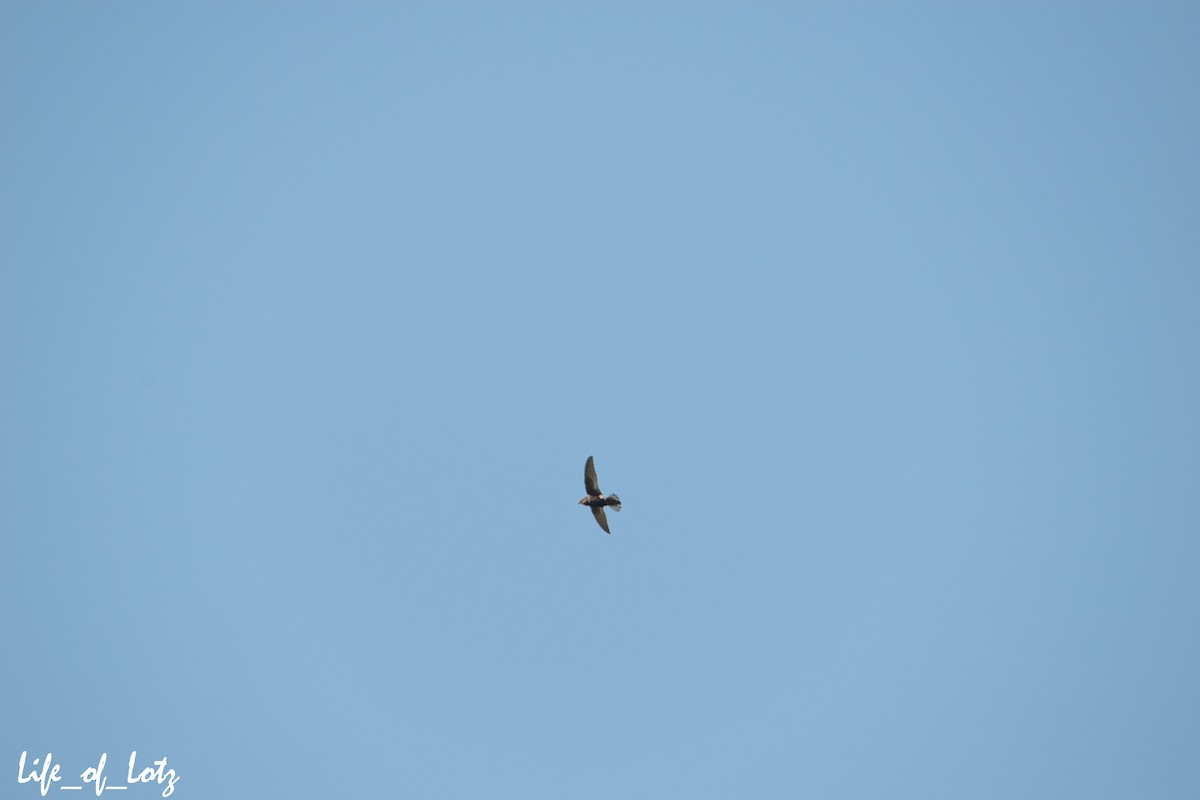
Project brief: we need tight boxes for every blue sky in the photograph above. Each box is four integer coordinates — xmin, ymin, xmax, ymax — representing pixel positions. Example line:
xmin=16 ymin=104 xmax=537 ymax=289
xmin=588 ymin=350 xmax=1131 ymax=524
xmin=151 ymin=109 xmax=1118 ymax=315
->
xmin=2 ymin=3 xmax=1198 ymax=798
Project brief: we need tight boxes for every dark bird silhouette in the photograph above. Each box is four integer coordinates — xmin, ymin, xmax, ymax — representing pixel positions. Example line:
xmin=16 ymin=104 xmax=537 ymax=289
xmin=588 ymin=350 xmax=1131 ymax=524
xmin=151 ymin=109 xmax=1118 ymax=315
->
xmin=579 ymin=455 xmax=621 ymax=534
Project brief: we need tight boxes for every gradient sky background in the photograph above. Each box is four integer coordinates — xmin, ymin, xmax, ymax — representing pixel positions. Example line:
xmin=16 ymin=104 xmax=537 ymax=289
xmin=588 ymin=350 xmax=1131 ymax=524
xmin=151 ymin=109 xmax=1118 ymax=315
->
xmin=2 ymin=3 xmax=1198 ymax=798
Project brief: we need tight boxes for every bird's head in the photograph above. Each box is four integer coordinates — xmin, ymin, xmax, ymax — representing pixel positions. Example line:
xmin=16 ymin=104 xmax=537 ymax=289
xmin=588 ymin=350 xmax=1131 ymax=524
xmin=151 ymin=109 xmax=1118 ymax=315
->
xmin=578 ymin=497 xmax=589 ymax=506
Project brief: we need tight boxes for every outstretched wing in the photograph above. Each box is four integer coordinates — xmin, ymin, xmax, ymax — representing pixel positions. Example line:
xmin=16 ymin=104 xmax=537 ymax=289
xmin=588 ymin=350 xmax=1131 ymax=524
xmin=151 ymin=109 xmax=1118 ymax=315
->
xmin=591 ymin=505 xmax=611 ymax=534
xmin=584 ymin=455 xmax=602 ymax=497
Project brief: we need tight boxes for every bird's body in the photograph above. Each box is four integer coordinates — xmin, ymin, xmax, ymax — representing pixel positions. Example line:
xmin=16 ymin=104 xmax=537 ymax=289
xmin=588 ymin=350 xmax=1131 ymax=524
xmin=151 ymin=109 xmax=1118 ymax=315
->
xmin=579 ymin=455 xmax=621 ymax=533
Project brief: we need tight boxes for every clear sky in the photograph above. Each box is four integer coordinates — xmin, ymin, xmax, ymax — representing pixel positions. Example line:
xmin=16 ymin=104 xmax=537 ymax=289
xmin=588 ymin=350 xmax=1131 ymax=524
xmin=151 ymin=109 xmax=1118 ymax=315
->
xmin=2 ymin=3 xmax=1198 ymax=798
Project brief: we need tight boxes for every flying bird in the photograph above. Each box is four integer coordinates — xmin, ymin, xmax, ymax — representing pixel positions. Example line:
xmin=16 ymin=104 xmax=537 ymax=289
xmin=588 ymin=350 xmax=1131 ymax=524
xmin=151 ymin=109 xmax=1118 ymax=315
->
xmin=579 ymin=455 xmax=622 ymax=534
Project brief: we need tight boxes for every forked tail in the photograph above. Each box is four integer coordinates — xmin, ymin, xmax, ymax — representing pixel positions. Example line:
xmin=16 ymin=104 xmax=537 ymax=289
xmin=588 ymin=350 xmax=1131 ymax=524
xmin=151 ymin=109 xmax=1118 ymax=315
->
xmin=606 ymin=493 xmax=621 ymax=512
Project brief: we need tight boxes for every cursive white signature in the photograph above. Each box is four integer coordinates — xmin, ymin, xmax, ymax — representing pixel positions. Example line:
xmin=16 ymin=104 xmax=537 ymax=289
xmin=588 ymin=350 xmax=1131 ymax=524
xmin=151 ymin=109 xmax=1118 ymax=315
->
xmin=17 ymin=752 xmax=179 ymax=797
